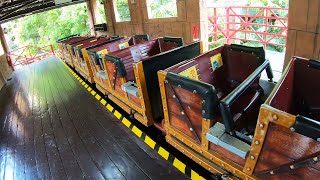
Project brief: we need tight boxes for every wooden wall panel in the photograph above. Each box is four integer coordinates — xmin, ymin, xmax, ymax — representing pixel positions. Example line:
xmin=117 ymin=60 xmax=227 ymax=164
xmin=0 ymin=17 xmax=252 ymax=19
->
xmin=288 ymin=0 xmax=309 ymax=31
xmin=295 ymin=31 xmax=316 ymax=59
xmin=284 ymin=0 xmax=320 ymax=68
xmin=307 ymin=0 xmax=320 ymax=32
xmin=94 ymin=0 xmax=208 ymax=46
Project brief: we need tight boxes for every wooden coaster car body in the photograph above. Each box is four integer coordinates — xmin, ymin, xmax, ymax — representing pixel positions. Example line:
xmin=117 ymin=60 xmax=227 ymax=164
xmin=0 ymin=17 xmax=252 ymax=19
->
xmin=158 ymin=44 xmax=274 ymax=179
xmin=86 ymin=35 xmax=150 ymax=93
xmin=71 ymin=35 xmax=121 ymax=83
xmin=56 ymin=34 xmax=80 ymax=60
xmin=102 ymin=37 xmax=202 ymax=127
xmin=246 ymin=57 xmax=320 ymax=179
xmin=65 ymin=36 xmax=96 ymax=68
xmin=59 ymin=36 xmax=93 ymax=65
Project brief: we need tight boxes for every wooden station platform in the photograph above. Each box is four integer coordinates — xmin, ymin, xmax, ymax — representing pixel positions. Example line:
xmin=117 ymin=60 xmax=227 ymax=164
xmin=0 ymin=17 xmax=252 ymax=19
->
xmin=0 ymin=57 xmax=188 ymax=180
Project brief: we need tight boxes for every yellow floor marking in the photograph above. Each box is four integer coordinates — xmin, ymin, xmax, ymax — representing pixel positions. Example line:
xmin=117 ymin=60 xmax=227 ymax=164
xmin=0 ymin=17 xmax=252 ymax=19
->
xmin=173 ymin=158 xmax=186 ymax=173
xmin=158 ymin=147 xmax=170 ymax=160
xmin=91 ymin=90 xmax=96 ymax=96
xmin=132 ymin=126 xmax=142 ymax=137
xmin=95 ymin=94 xmax=101 ymax=100
xmin=100 ymin=99 xmax=107 ymax=105
xmin=87 ymin=87 xmax=92 ymax=92
xmin=122 ymin=118 xmax=131 ymax=128
xmin=106 ymin=104 xmax=114 ymax=112
xmin=144 ymin=136 xmax=156 ymax=149
xmin=191 ymin=170 xmax=206 ymax=180
xmin=114 ymin=110 xmax=122 ymax=119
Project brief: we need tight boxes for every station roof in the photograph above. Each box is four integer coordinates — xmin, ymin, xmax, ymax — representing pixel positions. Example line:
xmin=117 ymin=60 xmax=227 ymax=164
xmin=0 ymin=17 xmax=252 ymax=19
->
xmin=0 ymin=0 xmax=86 ymax=24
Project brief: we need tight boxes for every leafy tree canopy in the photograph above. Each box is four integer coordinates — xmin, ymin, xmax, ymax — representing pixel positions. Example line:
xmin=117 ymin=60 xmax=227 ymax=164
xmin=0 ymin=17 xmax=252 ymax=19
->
xmin=148 ymin=0 xmax=177 ymax=19
xmin=4 ymin=3 xmax=89 ymax=51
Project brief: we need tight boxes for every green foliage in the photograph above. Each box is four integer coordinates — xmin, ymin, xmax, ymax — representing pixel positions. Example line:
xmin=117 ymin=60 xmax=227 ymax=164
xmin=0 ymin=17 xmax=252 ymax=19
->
xmin=5 ymin=3 xmax=89 ymax=51
xmin=115 ymin=0 xmax=131 ymax=21
xmin=96 ymin=0 xmax=107 ymax=24
xmin=246 ymin=0 xmax=289 ymax=8
xmin=208 ymin=34 xmax=225 ymax=49
xmin=148 ymin=0 xmax=177 ymax=18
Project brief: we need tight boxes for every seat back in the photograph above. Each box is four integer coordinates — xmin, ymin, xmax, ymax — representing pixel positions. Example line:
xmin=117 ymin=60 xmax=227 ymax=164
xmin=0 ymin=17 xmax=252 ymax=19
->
xmin=104 ymin=37 xmax=184 ymax=82
xmin=143 ymin=41 xmax=200 ymax=121
xmin=87 ymin=35 xmax=149 ymax=71
xmin=71 ymin=37 xmax=98 ymax=58
xmin=223 ymin=44 xmax=264 ymax=88
xmin=163 ymin=44 xmax=266 ymax=130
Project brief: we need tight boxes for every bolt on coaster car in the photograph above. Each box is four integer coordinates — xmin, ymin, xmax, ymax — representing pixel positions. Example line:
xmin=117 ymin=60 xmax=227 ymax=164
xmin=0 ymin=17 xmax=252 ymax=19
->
xmin=158 ymin=44 xmax=279 ymax=179
xmin=86 ymin=35 xmax=150 ymax=89
xmin=71 ymin=35 xmax=121 ymax=83
xmin=102 ymin=37 xmax=201 ymax=127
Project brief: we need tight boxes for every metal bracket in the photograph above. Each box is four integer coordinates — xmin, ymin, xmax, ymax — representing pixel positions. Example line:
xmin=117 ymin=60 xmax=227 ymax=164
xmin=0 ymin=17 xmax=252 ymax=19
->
xmin=206 ymin=122 xmax=250 ymax=159
xmin=96 ymin=71 xmax=107 ymax=80
xmin=121 ymin=81 xmax=139 ymax=97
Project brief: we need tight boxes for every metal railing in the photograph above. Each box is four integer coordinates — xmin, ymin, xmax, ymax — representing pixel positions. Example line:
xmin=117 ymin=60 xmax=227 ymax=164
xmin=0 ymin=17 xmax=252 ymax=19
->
xmin=7 ymin=44 xmax=55 ymax=70
xmin=207 ymin=6 xmax=288 ymax=49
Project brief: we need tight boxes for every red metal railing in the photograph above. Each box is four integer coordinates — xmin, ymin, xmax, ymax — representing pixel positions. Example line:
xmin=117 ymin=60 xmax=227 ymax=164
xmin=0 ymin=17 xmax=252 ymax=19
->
xmin=208 ymin=6 xmax=288 ymax=49
xmin=7 ymin=44 xmax=55 ymax=70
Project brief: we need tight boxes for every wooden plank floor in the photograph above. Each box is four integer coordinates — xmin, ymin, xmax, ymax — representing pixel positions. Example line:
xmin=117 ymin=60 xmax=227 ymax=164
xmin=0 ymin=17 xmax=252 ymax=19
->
xmin=0 ymin=57 xmax=188 ymax=180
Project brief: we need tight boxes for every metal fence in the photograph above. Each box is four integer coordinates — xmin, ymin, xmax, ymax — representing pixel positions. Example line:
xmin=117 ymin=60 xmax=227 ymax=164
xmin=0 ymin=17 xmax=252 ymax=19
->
xmin=207 ymin=6 xmax=288 ymax=50
xmin=7 ymin=44 xmax=55 ymax=70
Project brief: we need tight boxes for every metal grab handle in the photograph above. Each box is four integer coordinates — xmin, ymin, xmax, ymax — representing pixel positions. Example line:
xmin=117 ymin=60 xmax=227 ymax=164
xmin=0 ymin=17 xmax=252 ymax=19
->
xmin=220 ymin=60 xmax=271 ymax=135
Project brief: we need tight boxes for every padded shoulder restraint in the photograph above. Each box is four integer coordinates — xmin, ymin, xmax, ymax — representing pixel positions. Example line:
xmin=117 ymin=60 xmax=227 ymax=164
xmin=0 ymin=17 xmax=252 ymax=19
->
xmin=163 ymin=37 xmax=184 ymax=46
xmin=133 ymin=34 xmax=150 ymax=41
xmin=309 ymin=59 xmax=320 ymax=70
xmin=56 ymin=34 xmax=80 ymax=43
xmin=104 ymin=55 xmax=126 ymax=78
xmin=293 ymin=115 xmax=320 ymax=140
xmin=166 ymin=72 xmax=219 ymax=119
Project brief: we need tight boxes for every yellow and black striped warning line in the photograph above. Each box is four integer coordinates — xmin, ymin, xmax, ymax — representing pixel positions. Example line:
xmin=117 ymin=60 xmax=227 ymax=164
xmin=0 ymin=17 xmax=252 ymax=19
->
xmin=59 ymin=58 xmax=205 ymax=180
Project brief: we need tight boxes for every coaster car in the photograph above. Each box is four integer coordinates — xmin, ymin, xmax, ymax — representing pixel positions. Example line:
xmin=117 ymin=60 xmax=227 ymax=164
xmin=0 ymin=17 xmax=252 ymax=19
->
xmin=57 ymin=35 xmax=95 ymax=66
xmin=158 ymin=44 xmax=273 ymax=179
xmin=103 ymin=37 xmax=200 ymax=127
xmin=245 ymin=57 xmax=320 ymax=179
xmin=86 ymin=35 xmax=150 ymax=89
xmin=56 ymin=34 xmax=80 ymax=59
xmin=71 ymin=35 xmax=121 ymax=83
xmin=63 ymin=36 xmax=97 ymax=67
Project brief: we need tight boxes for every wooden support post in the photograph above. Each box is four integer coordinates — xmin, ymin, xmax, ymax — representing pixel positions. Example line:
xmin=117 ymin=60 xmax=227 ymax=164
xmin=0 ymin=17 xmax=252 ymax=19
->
xmin=199 ymin=0 xmax=208 ymax=52
xmin=86 ymin=0 xmax=97 ymax=36
xmin=0 ymin=25 xmax=13 ymax=70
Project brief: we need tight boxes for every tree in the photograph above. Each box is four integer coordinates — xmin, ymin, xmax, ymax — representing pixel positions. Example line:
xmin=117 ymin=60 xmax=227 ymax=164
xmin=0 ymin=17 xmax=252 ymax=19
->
xmin=5 ymin=3 xmax=90 ymax=52
xmin=148 ymin=0 xmax=177 ymax=18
